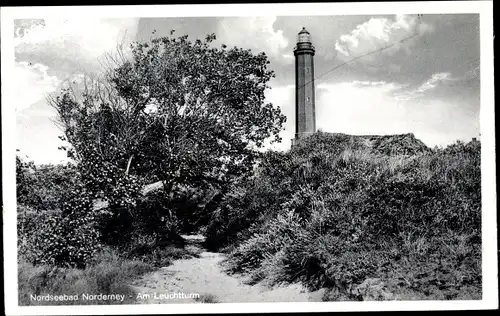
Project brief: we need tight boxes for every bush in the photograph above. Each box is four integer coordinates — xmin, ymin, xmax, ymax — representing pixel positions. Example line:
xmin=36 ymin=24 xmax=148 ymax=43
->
xmin=118 ymin=189 xmax=185 ymax=248
xmin=18 ymin=247 xmax=155 ymax=305
xmin=205 ymin=151 xmax=294 ymax=250
xmin=18 ymin=186 xmax=102 ymax=268
xmin=16 ymin=155 xmax=79 ymax=211
xmin=17 ymin=162 xmax=191 ymax=269
xmin=222 ymin=133 xmax=481 ymax=300
xmin=34 ymin=164 xmax=80 ymax=210
xmin=16 ymin=155 xmax=41 ymax=207
xmin=124 ymin=237 xmax=192 ymax=268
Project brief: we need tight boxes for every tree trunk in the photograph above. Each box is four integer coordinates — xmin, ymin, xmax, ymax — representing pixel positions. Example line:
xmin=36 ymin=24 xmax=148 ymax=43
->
xmin=125 ymin=155 xmax=134 ymax=175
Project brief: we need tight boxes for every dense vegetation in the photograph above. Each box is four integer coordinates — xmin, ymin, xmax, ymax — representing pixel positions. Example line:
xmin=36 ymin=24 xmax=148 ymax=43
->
xmin=17 ymin=31 xmax=284 ymax=305
xmin=208 ymin=132 xmax=481 ymax=300
xmin=17 ymin=120 xmax=482 ymax=303
xmin=17 ymin=31 xmax=481 ymax=303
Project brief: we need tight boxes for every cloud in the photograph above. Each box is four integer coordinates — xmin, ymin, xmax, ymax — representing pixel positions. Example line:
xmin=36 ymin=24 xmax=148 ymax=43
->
xmin=13 ymin=18 xmax=140 ymax=165
xmin=335 ymin=15 xmax=434 ymax=62
xmin=351 ymin=80 xmax=407 ymax=91
xmin=395 ymin=72 xmax=452 ymax=101
xmin=314 ymin=78 xmax=479 ymax=147
xmin=457 ymin=66 xmax=480 ymax=81
xmin=262 ymin=80 xmax=410 ymax=150
xmin=16 ymin=110 xmax=69 ymax=164
xmin=417 ymin=72 xmax=451 ymax=92
xmin=389 ymin=63 xmax=402 ymax=73
xmin=14 ymin=61 xmax=61 ymax=111
xmin=15 ymin=18 xmax=139 ymax=74
xmin=316 ymin=80 xmax=411 ymax=135
xmin=250 ymin=77 xmax=477 ymax=151
xmin=262 ymin=80 xmax=410 ymax=151
xmin=13 ymin=18 xmax=140 ymax=115
xmin=217 ymin=16 xmax=290 ymax=62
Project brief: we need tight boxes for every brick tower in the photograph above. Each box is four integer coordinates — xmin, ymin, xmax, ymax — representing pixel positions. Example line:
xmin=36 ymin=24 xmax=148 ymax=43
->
xmin=294 ymin=27 xmax=316 ymax=143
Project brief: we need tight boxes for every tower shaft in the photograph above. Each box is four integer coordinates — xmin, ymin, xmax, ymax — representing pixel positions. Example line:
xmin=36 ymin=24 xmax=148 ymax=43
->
xmin=294 ymin=27 xmax=316 ymax=140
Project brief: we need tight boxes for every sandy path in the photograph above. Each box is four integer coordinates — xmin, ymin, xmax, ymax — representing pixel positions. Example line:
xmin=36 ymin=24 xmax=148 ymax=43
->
xmin=130 ymin=235 xmax=324 ymax=304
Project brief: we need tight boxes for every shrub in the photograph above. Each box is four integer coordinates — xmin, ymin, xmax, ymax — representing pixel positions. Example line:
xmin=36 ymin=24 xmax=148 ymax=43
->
xmin=205 ymin=151 xmax=294 ymax=250
xmin=34 ymin=164 xmax=80 ymax=210
xmin=225 ymin=210 xmax=313 ymax=284
xmin=114 ymin=189 xmax=185 ymax=256
xmin=204 ymin=183 xmax=260 ymax=251
xmin=16 ymin=155 xmax=79 ymax=211
xmin=17 ymin=163 xmax=191 ymax=269
xmin=222 ymin=133 xmax=481 ymax=300
xmin=18 ymin=186 xmax=102 ymax=269
xmin=16 ymin=155 xmax=43 ymax=208
xmin=124 ymin=239 xmax=193 ymax=268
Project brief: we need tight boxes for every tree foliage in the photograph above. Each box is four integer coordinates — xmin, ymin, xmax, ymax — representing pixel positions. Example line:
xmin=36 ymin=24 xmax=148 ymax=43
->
xmin=46 ymin=31 xmax=286 ymax=251
xmin=16 ymin=154 xmax=81 ymax=210
xmin=16 ymin=159 xmax=103 ymax=268
xmin=16 ymin=153 xmax=40 ymax=207
xmin=108 ymin=31 xmax=285 ymax=190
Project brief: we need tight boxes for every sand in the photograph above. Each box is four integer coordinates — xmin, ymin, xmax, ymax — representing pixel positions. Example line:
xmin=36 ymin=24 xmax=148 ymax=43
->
xmin=130 ymin=235 xmax=324 ymax=304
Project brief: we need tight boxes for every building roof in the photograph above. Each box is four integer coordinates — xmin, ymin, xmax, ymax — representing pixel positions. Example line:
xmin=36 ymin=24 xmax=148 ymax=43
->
xmin=297 ymin=27 xmax=312 ymax=44
xmin=298 ymin=27 xmax=310 ymax=34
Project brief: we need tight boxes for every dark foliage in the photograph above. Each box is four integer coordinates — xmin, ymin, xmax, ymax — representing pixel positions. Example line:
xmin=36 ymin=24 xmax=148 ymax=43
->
xmin=42 ymin=31 xmax=285 ymax=262
xmin=219 ymin=133 xmax=481 ymax=300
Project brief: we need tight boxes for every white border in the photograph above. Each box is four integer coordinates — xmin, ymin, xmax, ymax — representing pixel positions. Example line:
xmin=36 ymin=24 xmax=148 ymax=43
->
xmin=2 ymin=1 xmax=497 ymax=315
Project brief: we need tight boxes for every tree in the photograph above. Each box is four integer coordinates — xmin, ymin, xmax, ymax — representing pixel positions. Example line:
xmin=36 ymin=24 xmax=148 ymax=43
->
xmin=16 ymin=153 xmax=40 ymax=207
xmin=110 ymin=32 xmax=286 ymax=191
xmin=49 ymin=31 xmax=286 ymax=239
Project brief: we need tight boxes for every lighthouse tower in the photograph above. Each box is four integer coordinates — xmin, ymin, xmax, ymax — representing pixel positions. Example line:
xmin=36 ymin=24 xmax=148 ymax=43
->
xmin=294 ymin=27 xmax=316 ymax=142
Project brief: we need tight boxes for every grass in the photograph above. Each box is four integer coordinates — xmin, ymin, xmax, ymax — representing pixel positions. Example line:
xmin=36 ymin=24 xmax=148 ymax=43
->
xmin=18 ymin=204 xmax=201 ymax=306
xmin=216 ymin=133 xmax=481 ymax=301
xmin=124 ymin=239 xmax=201 ymax=268
xmin=18 ymin=247 xmax=155 ymax=305
xmin=18 ymin=229 xmax=201 ymax=306
xmin=16 ymin=131 xmax=481 ymax=303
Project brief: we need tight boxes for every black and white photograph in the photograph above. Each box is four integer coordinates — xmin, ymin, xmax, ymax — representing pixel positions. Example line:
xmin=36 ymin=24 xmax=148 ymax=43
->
xmin=2 ymin=1 xmax=497 ymax=315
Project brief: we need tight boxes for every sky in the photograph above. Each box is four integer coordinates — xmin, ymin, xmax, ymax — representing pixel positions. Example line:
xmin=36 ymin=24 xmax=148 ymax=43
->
xmin=13 ymin=13 xmax=481 ymax=164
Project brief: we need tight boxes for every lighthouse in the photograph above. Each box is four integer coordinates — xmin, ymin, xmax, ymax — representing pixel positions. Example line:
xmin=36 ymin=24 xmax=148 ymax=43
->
xmin=294 ymin=27 xmax=316 ymax=143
